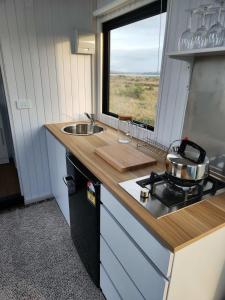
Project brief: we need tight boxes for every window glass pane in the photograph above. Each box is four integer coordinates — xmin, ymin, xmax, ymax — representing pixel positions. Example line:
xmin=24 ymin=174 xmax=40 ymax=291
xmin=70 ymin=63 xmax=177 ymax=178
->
xmin=109 ymin=12 xmax=167 ymax=127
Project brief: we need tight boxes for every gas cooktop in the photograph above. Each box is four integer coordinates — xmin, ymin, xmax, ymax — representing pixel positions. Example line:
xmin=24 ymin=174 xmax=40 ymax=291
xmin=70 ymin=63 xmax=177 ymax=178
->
xmin=119 ymin=172 xmax=225 ymax=218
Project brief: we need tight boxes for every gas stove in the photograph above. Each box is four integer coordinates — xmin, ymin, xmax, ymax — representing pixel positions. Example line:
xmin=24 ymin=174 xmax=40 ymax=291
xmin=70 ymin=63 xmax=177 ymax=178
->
xmin=119 ymin=172 xmax=225 ymax=218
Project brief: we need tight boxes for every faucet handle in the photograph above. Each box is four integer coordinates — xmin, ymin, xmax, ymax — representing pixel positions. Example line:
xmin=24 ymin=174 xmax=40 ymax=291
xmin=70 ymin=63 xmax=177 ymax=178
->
xmin=84 ymin=112 xmax=91 ymax=119
xmin=89 ymin=113 xmax=95 ymax=120
xmin=84 ymin=112 xmax=95 ymax=125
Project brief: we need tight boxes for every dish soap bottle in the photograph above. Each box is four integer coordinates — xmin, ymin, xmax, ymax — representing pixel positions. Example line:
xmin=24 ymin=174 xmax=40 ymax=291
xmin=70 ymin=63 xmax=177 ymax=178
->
xmin=117 ymin=115 xmax=132 ymax=144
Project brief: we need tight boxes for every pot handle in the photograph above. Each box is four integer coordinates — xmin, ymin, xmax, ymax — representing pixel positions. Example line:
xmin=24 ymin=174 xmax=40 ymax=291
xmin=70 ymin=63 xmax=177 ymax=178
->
xmin=178 ymin=139 xmax=206 ymax=164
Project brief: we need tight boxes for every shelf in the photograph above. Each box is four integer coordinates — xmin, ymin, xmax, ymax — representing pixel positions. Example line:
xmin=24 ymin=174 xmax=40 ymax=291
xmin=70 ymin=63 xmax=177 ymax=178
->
xmin=168 ymin=47 xmax=225 ymax=61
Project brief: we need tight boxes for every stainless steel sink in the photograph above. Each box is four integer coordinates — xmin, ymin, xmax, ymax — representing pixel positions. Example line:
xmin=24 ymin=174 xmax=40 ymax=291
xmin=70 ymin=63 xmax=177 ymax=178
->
xmin=61 ymin=123 xmax=104 ymax=136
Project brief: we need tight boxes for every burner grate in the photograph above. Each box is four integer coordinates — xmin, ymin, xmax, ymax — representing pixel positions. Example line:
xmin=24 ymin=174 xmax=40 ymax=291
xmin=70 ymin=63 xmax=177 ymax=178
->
xmin=136 ymin=172 xmax=225 ymax=209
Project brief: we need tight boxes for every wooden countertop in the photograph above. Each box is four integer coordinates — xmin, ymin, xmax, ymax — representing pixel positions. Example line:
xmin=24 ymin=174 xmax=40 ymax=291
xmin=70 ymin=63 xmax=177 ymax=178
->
xmin=45 ymin=122 xmax=225 ymax=252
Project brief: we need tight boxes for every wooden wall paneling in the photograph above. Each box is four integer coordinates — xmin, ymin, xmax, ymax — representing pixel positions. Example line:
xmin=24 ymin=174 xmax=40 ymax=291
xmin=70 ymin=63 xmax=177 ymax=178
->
xmin=84 ymin=55 xmax=92 ymax=113
xmin=90 ymin=0 xmax=97 ymax=114
xmin=60 ymin=4 xmax=73 ymax=122
xmin=24 ymin=0 xmax=51 ymax=196
xmin=0 ymin=2 xmax=24 ymax=194
xmin=156 ymin=0 xmax=207 ymax=145
xmin=168 ymin=64 xmax=190 ymax=143
xmin=167 ymin=1 xmax=193 ymax=144
xmin=153 ymin=0 xmax=173 ymax=143
xmin=0 ymin=0 xmax=93 ymax=203
xmin=15 ymin=0 xmax=44 ymax=198
xmin=78 ymin=56 xmax=86 ymax=114
xmin=5 ymin=0 xmax=35 ymax=199
xmin=34 ymin=0 xmax=53 ymax=123
xmin=45 ymin=0 xmax=60 ymax=123
xmin=51 ymin=0 xmax=67 ymax=122
xmin=167 ymin=0 xmax=204 ymax=143
xmin=159 ymin=0 xmax=185 ymax=144
xmin=150 ymin=1 xmax=167 ymax=142
xmin=71 ymin=55 xmax=80 ymax=119
xmin=156 ymin=0 xmax=189 ymax=146
xmin=63 ymin=40 xmax=73 ymax=120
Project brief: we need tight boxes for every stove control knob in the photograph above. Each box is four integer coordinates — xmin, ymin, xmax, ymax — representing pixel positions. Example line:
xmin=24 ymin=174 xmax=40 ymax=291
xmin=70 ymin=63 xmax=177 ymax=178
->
xmin=140 ymin=188 xmax=149 ymax=202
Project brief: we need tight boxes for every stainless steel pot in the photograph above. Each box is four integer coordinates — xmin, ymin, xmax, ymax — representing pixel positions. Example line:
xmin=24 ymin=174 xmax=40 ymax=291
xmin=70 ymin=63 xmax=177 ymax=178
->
xmin=165 ymin=139 xmax=209 ymax=182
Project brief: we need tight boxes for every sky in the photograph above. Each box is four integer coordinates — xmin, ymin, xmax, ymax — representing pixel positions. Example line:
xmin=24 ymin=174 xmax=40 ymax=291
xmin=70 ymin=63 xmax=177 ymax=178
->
xmin=110 ymin=12 xmax=167 ymax=74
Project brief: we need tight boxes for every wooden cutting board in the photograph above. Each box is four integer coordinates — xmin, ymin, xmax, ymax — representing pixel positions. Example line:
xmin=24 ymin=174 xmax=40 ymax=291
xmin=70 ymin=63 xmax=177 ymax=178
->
xmin=95 ymin=144 xmax=157 ymax=172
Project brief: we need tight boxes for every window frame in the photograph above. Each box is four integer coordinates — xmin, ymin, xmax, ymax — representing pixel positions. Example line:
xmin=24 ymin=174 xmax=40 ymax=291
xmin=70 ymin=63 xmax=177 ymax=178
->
xmin=102 ymin=0 xmax=167 ymax=131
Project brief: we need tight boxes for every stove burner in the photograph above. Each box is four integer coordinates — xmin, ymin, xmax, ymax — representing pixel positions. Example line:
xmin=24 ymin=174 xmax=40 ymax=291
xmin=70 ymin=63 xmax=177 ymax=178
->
xmin=119 ymin=170 xmax=225 ymax=218
xmin=136 ymin=172 xmax=225 ymax=209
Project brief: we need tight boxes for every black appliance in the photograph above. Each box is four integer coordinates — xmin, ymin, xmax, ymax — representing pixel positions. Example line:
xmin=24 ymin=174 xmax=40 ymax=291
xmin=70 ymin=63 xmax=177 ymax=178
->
xmin=64 ymin=152 xmax=101 ymax=287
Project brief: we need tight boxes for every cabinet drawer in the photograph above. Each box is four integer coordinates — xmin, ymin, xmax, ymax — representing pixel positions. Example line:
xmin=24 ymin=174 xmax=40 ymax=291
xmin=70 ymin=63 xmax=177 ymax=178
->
xmin=101 ymin=205 xmax=168 ymax=300
xmin=100 ymin=265 xmax=121 ymax=300
xmin=100 ymin=236 xmax=144 ymax=300
xmin=101 ymin=185 xmax=173 ymax=277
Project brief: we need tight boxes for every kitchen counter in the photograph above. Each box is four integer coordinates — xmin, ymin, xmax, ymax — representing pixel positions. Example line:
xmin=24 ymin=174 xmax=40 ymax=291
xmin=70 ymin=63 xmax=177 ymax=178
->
xmin=45 ymin=122 xmax=225 ymax=252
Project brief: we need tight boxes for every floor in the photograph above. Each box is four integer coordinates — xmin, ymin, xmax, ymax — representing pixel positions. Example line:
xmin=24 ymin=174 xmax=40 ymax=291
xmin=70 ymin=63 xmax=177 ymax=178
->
xmin=0 ymin=163 xmax=20 ymax=199
xmin=0 ymin=200 xmax=104 ymax=300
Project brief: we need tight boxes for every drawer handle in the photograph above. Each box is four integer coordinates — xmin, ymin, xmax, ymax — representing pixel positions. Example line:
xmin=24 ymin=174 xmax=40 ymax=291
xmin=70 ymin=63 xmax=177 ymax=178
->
xmin=63 ymin=175 xmax=74 ymax=186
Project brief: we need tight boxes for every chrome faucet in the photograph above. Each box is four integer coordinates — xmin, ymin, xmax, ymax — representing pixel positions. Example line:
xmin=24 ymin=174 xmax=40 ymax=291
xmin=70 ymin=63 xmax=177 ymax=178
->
xmin=84 ymin=112 xmax=95 ymax=126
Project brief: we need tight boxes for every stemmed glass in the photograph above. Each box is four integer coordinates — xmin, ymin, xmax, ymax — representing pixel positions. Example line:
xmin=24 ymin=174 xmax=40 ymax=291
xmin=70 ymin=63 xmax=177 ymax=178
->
xmin=192 ymin=6 xmax=209 ymax=49
xmin=206 ymin=1 xmax=225 ymax=47
xmin=178 ymin=9 xmax=194 ymax=51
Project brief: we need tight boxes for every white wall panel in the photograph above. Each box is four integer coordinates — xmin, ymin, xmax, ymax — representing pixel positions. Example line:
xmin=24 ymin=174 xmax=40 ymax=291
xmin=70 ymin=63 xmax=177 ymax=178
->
xmin=0 ymin=0 xmax=94 ymax=203
xmin=155 ymin=0 xmax=191 ymax=146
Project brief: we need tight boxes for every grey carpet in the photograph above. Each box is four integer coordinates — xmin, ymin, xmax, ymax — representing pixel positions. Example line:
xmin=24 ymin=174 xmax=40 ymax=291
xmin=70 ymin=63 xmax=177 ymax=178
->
xmin=0 ymin=200 xmax=104 ymax=300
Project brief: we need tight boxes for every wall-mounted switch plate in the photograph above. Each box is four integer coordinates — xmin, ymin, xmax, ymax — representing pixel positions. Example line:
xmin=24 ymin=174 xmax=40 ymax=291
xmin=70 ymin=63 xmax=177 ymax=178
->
xmin=16 ymin=99 xmax=32 ymax=110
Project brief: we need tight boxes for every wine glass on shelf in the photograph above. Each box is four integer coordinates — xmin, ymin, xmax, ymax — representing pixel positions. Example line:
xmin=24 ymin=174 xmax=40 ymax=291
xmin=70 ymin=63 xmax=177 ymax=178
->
xmin=178 ymin=9 xmax=194 ymax=51
xmin=206 ymin=1 xmax=225 ymax=47
xmin=192 ymin=5 xmax=210 ymax=49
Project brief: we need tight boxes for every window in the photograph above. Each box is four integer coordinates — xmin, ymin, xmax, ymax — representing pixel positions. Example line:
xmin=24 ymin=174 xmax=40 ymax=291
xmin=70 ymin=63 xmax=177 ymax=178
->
xmin=102 ymin=0 xmax=167 ymax=130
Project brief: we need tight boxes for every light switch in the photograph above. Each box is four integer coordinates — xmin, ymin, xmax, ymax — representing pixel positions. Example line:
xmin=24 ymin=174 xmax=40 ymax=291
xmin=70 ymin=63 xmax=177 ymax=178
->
xmin=16 ymin=99 xmax=32 ymax=110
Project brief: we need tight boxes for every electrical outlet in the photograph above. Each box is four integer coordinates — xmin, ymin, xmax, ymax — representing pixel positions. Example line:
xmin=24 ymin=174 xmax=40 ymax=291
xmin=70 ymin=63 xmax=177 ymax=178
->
xmin=16 ymin=99 xmax=32 ymax=110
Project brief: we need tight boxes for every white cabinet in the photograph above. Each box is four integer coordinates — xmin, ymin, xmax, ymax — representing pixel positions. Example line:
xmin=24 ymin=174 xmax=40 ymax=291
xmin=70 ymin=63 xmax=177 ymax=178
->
xmin=166 ymin=226 xmax=225 ymax=300
xmin=100 ymin=186 xmax=225 ymax=300
xmin=100 ymin=185 xmax=172 ymax=300
xmin=101 ymin=206 xmax=168 ymax=300
xmin=101 ymin=237 xmax=144 ymax=300
xmin=46 ymin=130 xmax=70 ymax=225
xmin=101 ymin=186 xmax=173 ymax=278
xmin=0 ymin=112 xmax=9 ymax=164
xmin=100 ymin=265 xmax=121 ymax=300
